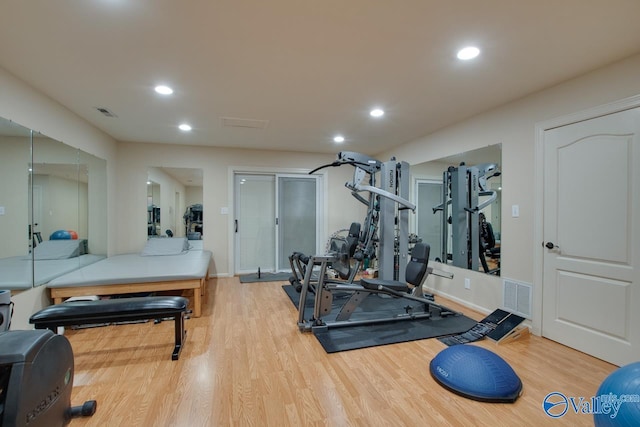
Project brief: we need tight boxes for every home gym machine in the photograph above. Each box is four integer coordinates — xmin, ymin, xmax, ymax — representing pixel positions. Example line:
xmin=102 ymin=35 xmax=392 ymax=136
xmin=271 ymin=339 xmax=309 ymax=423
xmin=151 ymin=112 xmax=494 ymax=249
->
xmin=433 ymin=162 xmax=500 ymax=273
xmin=296 ymin=152 xmax=457 ymax=333
xmin=184 ymin=203 xmax=203 ymax=240
xmin=287 ymin=152 xmax=383 ymax=296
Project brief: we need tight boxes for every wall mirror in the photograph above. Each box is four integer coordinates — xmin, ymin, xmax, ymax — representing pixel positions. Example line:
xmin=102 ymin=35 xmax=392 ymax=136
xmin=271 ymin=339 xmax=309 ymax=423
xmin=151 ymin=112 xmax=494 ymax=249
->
xmin=147 ymin=180 xmax=161 ymax=236
xmin=147 ymin=167 xmax=203 ymax=242
xmin=0 ymin=116 xmax=107 ymax=290
xmin=0 ymin=117 xmax=31 ymax=259
xmin=411 ymin=144 xmax=501 ymax=275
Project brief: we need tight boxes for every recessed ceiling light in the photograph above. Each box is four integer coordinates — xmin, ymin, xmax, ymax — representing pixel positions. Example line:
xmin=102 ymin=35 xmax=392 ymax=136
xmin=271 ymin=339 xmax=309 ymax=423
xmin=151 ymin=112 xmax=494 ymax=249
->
xmin=154 ymin=85 xmax=174 ymax=95
xmin=179 ymin=123 xmax=192 ymax=131
xmin=457 ymin=46 xmax=480 ymax=60
xmin=333 ymin=135 xmax=345 ymax=143
xmin=370 ymin=108 xmax=384 ymax=118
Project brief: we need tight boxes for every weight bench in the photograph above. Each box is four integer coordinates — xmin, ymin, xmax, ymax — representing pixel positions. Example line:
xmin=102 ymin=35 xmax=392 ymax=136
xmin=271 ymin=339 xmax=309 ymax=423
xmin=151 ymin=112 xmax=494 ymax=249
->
xmin=29 ymin=296 xmax=189 ymax=360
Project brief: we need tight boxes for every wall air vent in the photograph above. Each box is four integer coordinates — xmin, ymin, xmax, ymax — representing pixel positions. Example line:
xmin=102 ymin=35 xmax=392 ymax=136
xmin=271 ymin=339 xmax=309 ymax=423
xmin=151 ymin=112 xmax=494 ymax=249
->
xmin=220 ymin=117 xmax=269 ymax=129
xmin=95 ymin=107 xmax=118 ymax=118
xmin=502 ymin=278 xmax=532 ymax=318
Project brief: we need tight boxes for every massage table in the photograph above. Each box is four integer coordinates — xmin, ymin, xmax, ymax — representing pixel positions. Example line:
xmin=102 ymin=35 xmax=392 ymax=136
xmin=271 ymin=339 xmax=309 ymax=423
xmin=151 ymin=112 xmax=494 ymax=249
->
xmin=46 ymin=239 xmax=212 ymax=317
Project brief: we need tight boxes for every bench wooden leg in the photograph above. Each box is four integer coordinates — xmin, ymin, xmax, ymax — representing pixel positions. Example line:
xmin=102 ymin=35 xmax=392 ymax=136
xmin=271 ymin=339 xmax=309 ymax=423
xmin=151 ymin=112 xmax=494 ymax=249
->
xmin=193 ymin=288 xmax=202 ymax=317
xmin=173 ymin=312 xmax=186 ymax=360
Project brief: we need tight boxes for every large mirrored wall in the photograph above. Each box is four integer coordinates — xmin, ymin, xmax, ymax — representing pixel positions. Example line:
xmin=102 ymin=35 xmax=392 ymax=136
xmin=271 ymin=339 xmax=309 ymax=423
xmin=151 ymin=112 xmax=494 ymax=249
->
xmin=411 ymin=144 xmax=502 ymax=275
xmin=147 ymin=167 xmax=203 ymax=241
xmin=0 ymin=116 xmax=107 ymax=291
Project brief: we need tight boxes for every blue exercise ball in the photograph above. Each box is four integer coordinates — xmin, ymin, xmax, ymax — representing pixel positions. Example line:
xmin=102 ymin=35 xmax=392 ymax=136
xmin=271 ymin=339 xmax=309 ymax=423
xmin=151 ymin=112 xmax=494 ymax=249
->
xmin=49 ymin=229 xmax=71 ymax=240
xmin=594 ymin=362 xmax=640 ymax=426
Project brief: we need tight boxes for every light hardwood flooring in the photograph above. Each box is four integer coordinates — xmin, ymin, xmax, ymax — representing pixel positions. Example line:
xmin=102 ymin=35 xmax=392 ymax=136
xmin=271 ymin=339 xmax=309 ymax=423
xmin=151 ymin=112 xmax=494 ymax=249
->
xmin=65 ymin=277 xmax=616 ymax=426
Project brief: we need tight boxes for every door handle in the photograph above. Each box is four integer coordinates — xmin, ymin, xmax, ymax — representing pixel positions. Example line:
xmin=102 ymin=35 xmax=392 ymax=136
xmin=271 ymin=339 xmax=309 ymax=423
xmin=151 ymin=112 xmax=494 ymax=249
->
xmin=544 ymin=242 xmax=559 ymax=250
xmin=235 ymin=219 xmax=238 ymax=233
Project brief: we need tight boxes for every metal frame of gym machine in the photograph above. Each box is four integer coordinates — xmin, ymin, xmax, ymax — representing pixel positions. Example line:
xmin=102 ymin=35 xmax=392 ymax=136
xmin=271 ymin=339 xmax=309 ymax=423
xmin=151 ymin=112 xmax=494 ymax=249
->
xmin=297 ymin=152 xmax=457 ymax=333
xmin=433 ymin=162 xmax=500 ymax=271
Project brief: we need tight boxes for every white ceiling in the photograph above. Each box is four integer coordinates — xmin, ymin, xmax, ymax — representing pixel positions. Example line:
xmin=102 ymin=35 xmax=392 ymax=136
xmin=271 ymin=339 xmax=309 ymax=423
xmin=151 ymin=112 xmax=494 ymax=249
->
xmin=2 ymin=1 xmax=640 ymax=155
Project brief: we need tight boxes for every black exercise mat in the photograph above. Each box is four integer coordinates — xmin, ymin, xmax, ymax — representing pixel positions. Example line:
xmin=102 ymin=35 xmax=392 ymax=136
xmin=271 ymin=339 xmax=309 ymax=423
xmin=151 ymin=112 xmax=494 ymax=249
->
xmin=240 ymin=272 xmax=291 ymax=283
xmin=282 ymin=285 xmax=477 ymax=353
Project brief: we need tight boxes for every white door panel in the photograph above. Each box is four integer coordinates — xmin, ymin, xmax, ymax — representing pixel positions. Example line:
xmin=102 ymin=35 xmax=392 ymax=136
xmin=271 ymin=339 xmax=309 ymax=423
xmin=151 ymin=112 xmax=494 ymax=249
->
xmin=235 ymin=174 xmax=276 ymax=274
xmin=234 ymin=172 xmax=322 ymax=275
xmin=542 ymin=107 xmax=639 ymax=366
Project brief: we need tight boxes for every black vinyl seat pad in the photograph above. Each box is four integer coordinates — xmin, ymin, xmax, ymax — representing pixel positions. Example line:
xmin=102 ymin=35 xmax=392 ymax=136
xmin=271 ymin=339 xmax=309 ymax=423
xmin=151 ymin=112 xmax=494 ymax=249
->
xmin=30 ymin=296 xmax=188 ymax=326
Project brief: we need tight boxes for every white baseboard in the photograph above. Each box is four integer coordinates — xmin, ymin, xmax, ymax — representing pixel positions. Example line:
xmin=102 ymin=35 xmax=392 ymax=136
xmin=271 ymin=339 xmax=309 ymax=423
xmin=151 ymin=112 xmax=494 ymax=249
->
xmin=424 ymin=287 xmax=492 ymax=316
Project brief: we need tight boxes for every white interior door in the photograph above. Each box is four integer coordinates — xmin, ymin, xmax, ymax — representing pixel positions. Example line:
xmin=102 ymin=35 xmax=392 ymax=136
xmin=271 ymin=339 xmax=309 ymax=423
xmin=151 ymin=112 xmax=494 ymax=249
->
xmin=542 ymin=107 xmax=640 ymax=366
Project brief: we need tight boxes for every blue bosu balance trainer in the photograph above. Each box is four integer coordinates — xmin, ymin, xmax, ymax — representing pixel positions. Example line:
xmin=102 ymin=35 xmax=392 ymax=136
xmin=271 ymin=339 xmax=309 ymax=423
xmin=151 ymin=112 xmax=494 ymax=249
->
xmin=429 ymin=344 xmax=522 ymax=403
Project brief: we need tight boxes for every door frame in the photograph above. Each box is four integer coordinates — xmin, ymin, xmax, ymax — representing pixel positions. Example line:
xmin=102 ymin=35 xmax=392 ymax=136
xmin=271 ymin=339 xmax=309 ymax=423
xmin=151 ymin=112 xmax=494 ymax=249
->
xmin=533 ymin=93 xmax=640 ymax=336
xmin=227 ymin=165 xmax=328 ymax=276
xmin=412 ymin=177 xmax=443 ymax=261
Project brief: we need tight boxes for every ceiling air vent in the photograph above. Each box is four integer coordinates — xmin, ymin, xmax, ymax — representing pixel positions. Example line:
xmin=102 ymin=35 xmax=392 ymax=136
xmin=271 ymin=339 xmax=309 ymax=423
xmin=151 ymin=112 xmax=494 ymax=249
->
xmin=95 ymin=107 xmax=118 ymax=118
xmin=220 ymin=117 xmax=269 ymax=129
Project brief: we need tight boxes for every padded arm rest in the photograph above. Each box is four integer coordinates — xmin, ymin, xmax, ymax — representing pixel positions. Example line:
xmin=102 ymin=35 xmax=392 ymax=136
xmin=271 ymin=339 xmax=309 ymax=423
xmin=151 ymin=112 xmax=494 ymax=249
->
xmin=360 ymin=278 xmax=409 ymax=293
xmin=30 ymin=296 xmax=187 ymax=326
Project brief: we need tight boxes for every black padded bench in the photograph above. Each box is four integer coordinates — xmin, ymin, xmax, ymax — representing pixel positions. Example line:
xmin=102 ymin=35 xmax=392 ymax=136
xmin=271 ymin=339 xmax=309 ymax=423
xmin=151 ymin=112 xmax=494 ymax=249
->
xmin=29 ymin=296 xmax=188 ymax=360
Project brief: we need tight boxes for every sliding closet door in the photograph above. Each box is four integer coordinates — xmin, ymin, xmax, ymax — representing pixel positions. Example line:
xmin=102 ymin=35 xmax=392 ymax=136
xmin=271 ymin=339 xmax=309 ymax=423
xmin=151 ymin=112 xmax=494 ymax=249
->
xmin=235 ymin=174 xmax=276 ymax=274
xmin=277 ymin=175 xmax=318 ymax=271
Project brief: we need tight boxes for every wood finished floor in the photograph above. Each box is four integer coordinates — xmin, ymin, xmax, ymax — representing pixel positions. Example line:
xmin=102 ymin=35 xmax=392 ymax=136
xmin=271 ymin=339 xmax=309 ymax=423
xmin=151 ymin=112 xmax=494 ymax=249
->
xmin=65 ymin=277 xmax=616 ymax=426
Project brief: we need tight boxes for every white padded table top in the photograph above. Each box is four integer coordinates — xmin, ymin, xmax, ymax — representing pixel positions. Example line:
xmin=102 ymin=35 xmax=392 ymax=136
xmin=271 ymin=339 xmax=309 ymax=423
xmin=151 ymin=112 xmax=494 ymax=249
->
xmin=187 ymin=240 xmax=203 ymax=250
xmin=0 ymin=254 xmax=105 ymax=290
xmin=47 ymin=250 xmax=212 ymax=288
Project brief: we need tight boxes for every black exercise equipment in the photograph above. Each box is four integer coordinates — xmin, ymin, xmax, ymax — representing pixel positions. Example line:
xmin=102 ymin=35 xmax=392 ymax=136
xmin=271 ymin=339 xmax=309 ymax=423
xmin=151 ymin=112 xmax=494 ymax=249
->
xmin=297 ymin=152 xmax=457 ymax=333
xmin=0 ymin=330 xmax=96 ymax=426
xmin=288 ymin=222 xmax=362 ymax=292
xmin=298 ymin=243 xmax=459 ymax=332
xmin=184 ymin=203 xmax=203 ymax=239
xmin=0 ymin=290 xmax=12 ymax=332
xmin=29 ymin=296 xmax=189 ymax=360
xmin=433 ymin=162 xmax=500 ymax=274
xmin=309 ymin=151 xmax=416 ymax=281
xmin=360 ymin=242 xmax=434 ymax=299
xmin=479 ymin=212 xmax=500 ymax=275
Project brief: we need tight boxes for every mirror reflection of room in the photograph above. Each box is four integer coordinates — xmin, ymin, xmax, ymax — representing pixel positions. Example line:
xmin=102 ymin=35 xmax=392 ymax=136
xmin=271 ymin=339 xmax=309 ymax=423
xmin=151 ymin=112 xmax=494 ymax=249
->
xmin=0 ymin=116 xmax=107 ymax=293
xmin=147 ymin=180 xmax=161 ymax=237
xmin=412 ymin=144 xmax=501 ymax=275
xmin=184 ymin=203 xmax=203 ymax=240
xmin=147 ymin=167 xmax=203 ymax=242
xmin=0 ymin=117 xmax=32 ymax=261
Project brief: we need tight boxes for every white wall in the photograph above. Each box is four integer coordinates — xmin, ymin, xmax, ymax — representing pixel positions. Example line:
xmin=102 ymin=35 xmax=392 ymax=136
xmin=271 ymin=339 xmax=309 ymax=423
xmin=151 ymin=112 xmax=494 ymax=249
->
xmin=379 ymin=53 xmax=640 ymax=332
xmin=0 ymin=66 xmax=118 ymax=254
xmin=1 ymin=66 xmax=118 ymax=329
xmin=115 ymin=142 xmax=366 ymax=276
